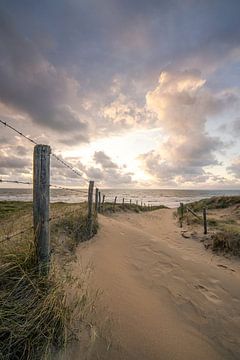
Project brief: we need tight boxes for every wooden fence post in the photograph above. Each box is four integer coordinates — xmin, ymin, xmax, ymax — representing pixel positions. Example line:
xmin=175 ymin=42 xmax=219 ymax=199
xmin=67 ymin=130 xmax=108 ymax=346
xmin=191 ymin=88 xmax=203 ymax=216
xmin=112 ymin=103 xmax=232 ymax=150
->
xmin=98 ymin=191 xmax=101 ymax=213
xmin=95 ymin=188 xmax=99 ymax=212
xmin=186 ymin=207 xmax=189 ymax=225
xmin=179 ymin=202 xmax=184 ymax=228
xmin=102 ymin=194 xmax=105 ymax=212
xmin=88 ymin=180 xmax=94 ymax=237
xmin=130 ymin=199 xmax=132 ymax=205
xmin=33 ymin=144 xmax=51 ymax=275
xmin=122 ymin=198 xmax=124 ymax=206
xmin=113 ymin=196 xmax=117 ymax=210
xmin=203 ymin=207 xmax=207 ymax=234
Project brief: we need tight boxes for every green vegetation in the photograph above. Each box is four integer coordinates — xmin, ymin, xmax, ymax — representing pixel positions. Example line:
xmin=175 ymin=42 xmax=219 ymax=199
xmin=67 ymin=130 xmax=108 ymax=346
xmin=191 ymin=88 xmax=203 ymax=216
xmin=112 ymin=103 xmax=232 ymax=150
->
xmin=178 ymin=196 xmax=240 ymax=257
xmin=212 ymin=230 xmax=240 ymax=256
xmin=0 ymin=201 xmax=32 ymax=219
xmin=100 ymin=202 xmax=167 ymax=214
xmin=188 ymin=196 xmax=240 ymax=212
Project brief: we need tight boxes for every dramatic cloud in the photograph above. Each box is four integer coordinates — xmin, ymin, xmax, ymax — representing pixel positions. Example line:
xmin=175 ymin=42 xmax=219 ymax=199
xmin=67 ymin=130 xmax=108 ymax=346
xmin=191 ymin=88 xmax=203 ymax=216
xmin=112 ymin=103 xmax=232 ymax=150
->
xmin=228 ymin=157 xmax=240 ymax=178
xmin=140 ymin=70 xmax=230 ymax=184
xmin=86 ymin=151 xmax=133 ymax=187
xmin=0 ymin=11 xmax=88 ymax=140
xmin=94 ymin=151 xmax=118 ymax=169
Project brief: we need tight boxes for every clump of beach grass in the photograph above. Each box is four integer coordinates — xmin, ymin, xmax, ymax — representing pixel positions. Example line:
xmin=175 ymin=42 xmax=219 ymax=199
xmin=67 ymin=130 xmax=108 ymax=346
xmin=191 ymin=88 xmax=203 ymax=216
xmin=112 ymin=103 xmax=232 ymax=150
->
xmin=100 ymin=202 xmax=167 ymax=214
xmin=211 ymin=229 xmax=240 ymax=256
xmin=0 ymin=233 xmax=70 ymax=359
xmin=188 ymin=196 xmax=240 ymax=212
xmin=0 ymin=201 xmax=99 ymax=360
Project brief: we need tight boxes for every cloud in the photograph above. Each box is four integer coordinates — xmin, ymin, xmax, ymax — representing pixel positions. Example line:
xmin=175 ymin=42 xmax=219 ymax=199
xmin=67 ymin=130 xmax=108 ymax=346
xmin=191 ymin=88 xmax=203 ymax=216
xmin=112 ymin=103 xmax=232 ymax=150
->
xmin=140 ymin=70 xmax=229 ymax=184
xmin=227 ymin=157 xmax=240 ymax=178
xmin=0 ymin=11 xmax=88 ymax=139
xmin=86 ymin=151 xmax=133 ymax=186
xmin=232 ymin=117 xmax=240 ymax=135
xmin=94 ymin=151 xmax=118 ymax=169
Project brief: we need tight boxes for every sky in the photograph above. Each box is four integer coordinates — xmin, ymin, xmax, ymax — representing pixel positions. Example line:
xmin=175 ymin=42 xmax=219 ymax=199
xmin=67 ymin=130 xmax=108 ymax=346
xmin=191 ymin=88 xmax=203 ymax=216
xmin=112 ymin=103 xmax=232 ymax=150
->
xmin=0 ymin=0 xmax=240 ymax=189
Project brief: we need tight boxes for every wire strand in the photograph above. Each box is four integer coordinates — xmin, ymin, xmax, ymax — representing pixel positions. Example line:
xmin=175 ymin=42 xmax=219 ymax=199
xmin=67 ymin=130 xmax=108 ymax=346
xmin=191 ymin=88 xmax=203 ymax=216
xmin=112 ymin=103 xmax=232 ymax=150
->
xmin=0 ymin=119 xmax=89 ymax=183
xmin=0 ymin=226 xmax=34 ymax=244
xmin=0 ymin=119 xmax=37 ymax=145
xmin=0 ymin=179 xmax=32 ymax=185
xmin=0 ymin=179 xmax=87 ymax=194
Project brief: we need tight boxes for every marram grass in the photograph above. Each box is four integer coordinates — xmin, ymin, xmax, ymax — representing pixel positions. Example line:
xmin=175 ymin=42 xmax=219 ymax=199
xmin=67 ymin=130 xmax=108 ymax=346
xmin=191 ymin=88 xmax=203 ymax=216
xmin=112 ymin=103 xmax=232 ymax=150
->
xmin=0 ymin=202 xmax=98 ymax=360
xmin=0 ymin=236 xmax=68 ymax=359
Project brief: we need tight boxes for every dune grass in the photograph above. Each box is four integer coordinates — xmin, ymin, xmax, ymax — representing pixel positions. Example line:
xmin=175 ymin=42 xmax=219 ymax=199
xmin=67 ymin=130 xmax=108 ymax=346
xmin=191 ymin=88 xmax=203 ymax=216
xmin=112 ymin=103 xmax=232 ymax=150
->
xmin=0 ymin=201 xmax=98 ymax=360
xmin=179 ymin=196 xmax=240 ymax=256
xmin=187 ymin=196 xmax=240 ymax=212
xmin=100 ymin=202 xmax=167 ymax=214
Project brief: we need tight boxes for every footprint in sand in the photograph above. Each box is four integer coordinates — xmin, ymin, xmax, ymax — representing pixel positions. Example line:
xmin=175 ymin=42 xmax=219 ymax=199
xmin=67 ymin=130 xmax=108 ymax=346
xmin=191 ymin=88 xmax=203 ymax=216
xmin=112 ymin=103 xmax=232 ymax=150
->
xmin=194 ymin=284 xmax=222 ymax=304
xmin=217 ymin=264 xmax=235 ymax=272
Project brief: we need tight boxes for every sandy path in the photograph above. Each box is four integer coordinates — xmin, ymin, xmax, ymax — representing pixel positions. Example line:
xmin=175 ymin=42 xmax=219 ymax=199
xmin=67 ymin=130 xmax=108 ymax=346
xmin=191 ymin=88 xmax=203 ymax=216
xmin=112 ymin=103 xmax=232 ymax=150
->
xmin=65 ymin=209 xmax=240 ymax=360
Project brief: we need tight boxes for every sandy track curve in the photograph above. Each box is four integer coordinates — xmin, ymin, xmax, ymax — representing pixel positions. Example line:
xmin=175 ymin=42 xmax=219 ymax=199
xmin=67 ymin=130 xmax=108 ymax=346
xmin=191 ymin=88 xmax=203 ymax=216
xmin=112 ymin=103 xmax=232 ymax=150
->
xmin=68 ymin=209 xmax=240 ymax=360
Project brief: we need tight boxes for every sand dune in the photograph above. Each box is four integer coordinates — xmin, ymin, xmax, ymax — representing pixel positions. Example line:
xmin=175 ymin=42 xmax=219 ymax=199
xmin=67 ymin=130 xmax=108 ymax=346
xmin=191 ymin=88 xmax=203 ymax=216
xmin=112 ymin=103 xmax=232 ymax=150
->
xmin=64 ymin=209 xmax=240 ymax=359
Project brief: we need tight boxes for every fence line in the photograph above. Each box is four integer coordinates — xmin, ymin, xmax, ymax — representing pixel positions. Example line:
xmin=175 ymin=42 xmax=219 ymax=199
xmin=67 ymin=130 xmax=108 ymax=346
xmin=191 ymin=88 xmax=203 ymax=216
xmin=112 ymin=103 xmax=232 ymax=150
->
xmin=178 ymin=202 xmax=208 ymax=234
xmin=0 ymin=119 xmax=86 ymax=182
xmin=0 ymin=120 xmax=158 ymax=274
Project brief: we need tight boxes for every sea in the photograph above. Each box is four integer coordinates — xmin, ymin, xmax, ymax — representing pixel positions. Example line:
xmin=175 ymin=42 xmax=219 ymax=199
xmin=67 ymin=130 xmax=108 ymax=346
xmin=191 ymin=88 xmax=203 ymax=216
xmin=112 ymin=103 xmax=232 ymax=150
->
xmin=0 ymin=188 xmax=240 ymax=208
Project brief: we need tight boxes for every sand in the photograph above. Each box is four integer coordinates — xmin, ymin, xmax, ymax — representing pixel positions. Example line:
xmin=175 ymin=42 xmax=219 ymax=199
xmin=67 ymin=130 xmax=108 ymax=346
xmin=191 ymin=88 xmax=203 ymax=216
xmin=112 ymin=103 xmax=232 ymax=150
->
xmin=61 ymin=209 xmax=240 ymax=360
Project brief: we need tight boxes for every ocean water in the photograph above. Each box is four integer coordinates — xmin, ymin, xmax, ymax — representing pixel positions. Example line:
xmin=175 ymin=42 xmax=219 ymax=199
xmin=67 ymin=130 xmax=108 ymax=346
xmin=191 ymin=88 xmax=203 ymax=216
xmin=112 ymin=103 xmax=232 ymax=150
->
xmin=0 ymin=188 xmax=240 ymax=208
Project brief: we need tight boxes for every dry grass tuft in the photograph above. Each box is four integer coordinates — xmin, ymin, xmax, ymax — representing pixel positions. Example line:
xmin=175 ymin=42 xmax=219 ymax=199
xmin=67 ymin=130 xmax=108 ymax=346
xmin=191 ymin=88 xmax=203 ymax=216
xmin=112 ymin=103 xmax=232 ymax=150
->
xmin=0 ymin=202 xmax=99 ymax=360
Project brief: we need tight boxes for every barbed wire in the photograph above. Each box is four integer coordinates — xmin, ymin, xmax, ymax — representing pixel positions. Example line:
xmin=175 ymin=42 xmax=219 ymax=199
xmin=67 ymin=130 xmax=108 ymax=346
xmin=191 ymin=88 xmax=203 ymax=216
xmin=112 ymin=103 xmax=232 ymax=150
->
xmin=0 ymin=207 xmax=83 ymax=243
xmin=50 ymin=184 xmax=87 ymax=193
xmin=0 ymin=179 xmax=32 ymax=186
xmin=0 ymin=179 xmax=87 ymax=194
xmin=0 ymin=119 xmax=37 ymax=145
xmin=0 ymin=119 xmax=89 ymax=183
xmin=51 ymin=153 xmax=84 ymax=179
xmin=0 ymin=226 xmax=34 ymax=244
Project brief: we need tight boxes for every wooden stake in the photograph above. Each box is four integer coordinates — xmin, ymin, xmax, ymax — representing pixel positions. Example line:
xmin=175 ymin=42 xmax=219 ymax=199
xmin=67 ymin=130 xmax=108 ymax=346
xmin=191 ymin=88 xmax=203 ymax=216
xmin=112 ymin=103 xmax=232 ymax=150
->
xmin=180 ymin=202 xmax=184 ymax=228
xmin=98 ymin=191 xmax=101 ymax=213
xmin=203 ymin=207 xmax=207 ymax=234
xmin=88 ymin=180 xmax=94 ymax=237
xmin=113 ymin=196 xmax=117 ymax=211
xmin=95 ymin=188 xmax=99 ymax=212
xmin=33 ymin=144 xmax=51 ymax=275
xmin=102 ymin=194 xmax=105 ymax=212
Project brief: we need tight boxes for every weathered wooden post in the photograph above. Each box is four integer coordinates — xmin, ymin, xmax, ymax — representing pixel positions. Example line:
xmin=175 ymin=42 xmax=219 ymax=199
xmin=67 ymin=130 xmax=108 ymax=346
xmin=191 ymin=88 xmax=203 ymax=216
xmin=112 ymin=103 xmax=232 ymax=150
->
xmin=130 ymin=199 xmax=132 ymax=205
xmin=113 ymin=196 xmax=117 ymax=211
xmin=33 ymin=144 xmax=51 ymax=275
xmin=98 ymin=191 xmax=101 ymax=213
xmin=95 ymin=188 xmax=99 ymax=212
xmin=179 ymin=202 xmax=184 ymax=228
xmin=102 ymin=194 xmax=105 ymax=212
xmin=203 ymin=207 xmax=207 ymax=234
xmin=88 ymin=180 xmax=94 ymax=237
xmin=186 ymin=207 xmax=189 ymax=225
xmin=122 ymin=198 xmax=125 ymax=206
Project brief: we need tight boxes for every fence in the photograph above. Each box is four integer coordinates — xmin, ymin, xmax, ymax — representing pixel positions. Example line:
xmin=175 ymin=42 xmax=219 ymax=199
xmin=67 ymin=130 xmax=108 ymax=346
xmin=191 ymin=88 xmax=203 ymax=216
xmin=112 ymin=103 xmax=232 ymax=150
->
xmin=0 ymin=119 xmax=157 ymax=274
xmin=178 ymin=202 xmax=208 ymax=234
